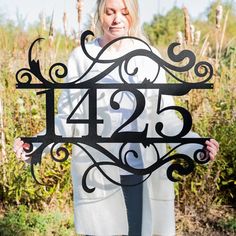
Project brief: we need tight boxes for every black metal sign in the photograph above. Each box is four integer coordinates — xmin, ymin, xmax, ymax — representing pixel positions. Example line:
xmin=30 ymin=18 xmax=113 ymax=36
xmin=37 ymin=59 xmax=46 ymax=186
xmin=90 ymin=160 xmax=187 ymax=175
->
xmin=16 ymin=30 xmax=213 ymax=192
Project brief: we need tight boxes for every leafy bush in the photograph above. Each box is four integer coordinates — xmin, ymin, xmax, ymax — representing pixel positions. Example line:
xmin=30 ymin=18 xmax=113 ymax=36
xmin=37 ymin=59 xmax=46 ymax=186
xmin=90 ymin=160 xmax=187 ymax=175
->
xmin=0 ymin=205 xmax=76 ymax=236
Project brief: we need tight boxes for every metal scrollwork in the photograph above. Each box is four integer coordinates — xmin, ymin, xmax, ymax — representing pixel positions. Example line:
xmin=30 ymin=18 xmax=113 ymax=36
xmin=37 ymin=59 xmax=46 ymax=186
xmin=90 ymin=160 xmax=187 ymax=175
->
xmin=16 ymin=30 xmax=214 ymax=192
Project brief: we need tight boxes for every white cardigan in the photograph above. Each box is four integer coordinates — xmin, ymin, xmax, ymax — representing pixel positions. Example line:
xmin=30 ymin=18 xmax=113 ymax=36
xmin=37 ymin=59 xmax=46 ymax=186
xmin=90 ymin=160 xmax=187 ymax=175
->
xmin=53 ymin=39 xmax=202 ymax=236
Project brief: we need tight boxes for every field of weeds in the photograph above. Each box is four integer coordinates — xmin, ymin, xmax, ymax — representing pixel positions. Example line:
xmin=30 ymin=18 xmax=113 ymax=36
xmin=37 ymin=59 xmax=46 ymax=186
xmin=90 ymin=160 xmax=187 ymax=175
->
xmin=0 ymin=1 xmax=235 ymax=235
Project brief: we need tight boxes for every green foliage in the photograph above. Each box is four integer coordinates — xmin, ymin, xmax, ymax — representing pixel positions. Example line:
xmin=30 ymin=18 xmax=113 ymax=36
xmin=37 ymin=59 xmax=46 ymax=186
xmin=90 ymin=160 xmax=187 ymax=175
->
xmin=144 ymin=7 xmax=184 ymax=47
xmin=0 ymin=205 xmax=76 ymax=236
xmin=0 ymin=21 xmax=73 ymax=208
xmin=143 ymin=0 xmax=236 ymax=208
xmin=219 ymin=217 xmax=236 ymax=232
xmin=173 ymin=41 xmax=236 ymax=208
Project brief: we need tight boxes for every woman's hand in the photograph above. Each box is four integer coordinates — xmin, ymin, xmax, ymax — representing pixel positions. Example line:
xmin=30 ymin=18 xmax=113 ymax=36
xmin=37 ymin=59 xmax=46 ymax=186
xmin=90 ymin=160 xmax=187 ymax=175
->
xmin=13 ymin=138 xmax=31 ymax=162
xmin=205 ymin=139 xmax=219 ymax=161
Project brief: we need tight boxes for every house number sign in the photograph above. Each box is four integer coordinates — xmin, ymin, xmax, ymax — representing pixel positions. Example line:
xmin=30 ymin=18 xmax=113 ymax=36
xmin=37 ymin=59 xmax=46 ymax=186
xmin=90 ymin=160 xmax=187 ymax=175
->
xmin=16 ymin=30 xmax=213 ymax=192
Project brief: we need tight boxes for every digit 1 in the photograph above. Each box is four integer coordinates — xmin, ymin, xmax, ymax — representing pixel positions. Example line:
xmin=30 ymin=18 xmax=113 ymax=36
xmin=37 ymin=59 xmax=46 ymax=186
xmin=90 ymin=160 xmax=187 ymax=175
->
xmin=37 ymin=89 xmax=56 ymax=138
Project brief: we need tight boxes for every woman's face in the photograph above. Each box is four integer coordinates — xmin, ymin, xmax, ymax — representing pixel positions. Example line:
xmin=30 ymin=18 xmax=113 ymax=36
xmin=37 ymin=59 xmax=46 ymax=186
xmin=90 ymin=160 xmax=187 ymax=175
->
xmin=101 ymin=0 xmax=132 ymax=43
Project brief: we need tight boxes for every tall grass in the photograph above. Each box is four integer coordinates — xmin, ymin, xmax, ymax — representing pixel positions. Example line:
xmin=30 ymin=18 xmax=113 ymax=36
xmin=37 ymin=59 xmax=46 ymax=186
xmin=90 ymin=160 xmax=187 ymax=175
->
xmin=169 ymin=3 xmax=236 ymax=234
xmin=0 ymin=2 xmax=235 ymax=235
xmin=0 ymin=18 xmax=76 ymax=208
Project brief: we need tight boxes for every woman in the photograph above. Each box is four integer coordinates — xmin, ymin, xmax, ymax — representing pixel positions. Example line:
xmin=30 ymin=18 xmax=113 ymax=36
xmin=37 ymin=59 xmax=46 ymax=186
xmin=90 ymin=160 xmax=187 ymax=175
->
xmin=14 ymin=0 xmax=219 ymax=235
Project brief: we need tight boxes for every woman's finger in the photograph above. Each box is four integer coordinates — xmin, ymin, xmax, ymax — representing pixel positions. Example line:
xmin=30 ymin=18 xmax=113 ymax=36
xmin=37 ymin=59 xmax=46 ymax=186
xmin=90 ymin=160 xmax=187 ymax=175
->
xmin=206 ymin=146 xmax=217 ymax=157
xmin=23 ymin=143 xmax=30 ymax=150
xmin=205 ymin=139 xmax=219 ymax=161
xmin=16 ymin=147 xmax=23 ymax=159
xmin=210 ymin=139 xmax=219 ymax=151
xmin=205 ymin=140 xmax=219 ymax=152
xmin=209 ymin=152 xmax=215 ymax=161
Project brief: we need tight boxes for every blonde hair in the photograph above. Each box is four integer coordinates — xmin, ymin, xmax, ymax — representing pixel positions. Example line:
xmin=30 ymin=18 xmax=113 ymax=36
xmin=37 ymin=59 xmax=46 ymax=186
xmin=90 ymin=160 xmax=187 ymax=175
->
xmin=94 ymin=0 xmax=146 ymax=40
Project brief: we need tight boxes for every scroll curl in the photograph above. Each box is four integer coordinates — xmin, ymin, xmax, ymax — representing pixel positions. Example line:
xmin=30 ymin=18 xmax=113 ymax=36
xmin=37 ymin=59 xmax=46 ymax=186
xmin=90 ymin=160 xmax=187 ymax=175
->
xmin=49 ymin=63 xmax=68 ymax=84
xmin=50 ymin=143 xmax=70 ymax=162
xmin=194 ymin=148 xmax=210 ymax=164
xmin=16 ymin=30 xmax=214 ymax=192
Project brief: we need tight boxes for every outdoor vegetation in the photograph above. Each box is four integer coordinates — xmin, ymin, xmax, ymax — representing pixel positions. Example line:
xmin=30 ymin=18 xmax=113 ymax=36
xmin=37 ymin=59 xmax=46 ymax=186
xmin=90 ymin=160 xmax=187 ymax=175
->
xmin=0 ymin=0 xmax=235 ymax=235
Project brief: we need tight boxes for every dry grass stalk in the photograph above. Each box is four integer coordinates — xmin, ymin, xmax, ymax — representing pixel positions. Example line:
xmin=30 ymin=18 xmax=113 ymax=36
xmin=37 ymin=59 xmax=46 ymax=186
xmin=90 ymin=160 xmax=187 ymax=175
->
xmin=215 ymin=5 xmax=228 ymax=69
xmin=71 ymin=29 xmax=80 ymax=45
xmin=219 ymin=10 xmax=229 ymax=59
xmin=17 ymin=32 xmax=28 ymax=51
xmin=77 ymin=0 xmax=84 ymax=35
xmin=194 ymin=30 xmax=201 ymax=46
xmin=215 ymin=5 xmax=223 ymax=68
xmin=200 ymin=34 xmax=209 ymax=57
xmin=208 ymin=46 xmax=212 ymax=56
xmin=0 ymin=86 xmax=6 ymax=191
xmin=216 ymin=5 xmax=223 ymax=29
xmin=183 ymin=7 xmax=191 ymax=45
xmin=190 ymin=24 xmax=195 ymax=45
xmin=49 ymin=11 xmax=55 ymax=47
xmin=176 ymin=31 xmax=184 ymax=45
xmin=86 ymin=13 xmax=96 ymax=41
xmin=39 ymin=11 xmax=46 ymax=32
xmin=89 ymin=12 xmax=95 ymax=34
xmin=63 ymin=11 xmax=68 ymax=37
